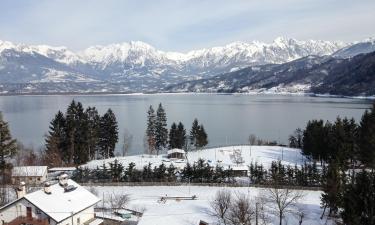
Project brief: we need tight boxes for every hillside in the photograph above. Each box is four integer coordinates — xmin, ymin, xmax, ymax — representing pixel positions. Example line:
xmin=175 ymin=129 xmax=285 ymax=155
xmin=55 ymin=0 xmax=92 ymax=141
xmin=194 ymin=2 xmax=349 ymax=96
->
xmin=166 ymin=51 xmax=375 ymax=96
xmin=82 ymin=145 xmax=305 ymax=170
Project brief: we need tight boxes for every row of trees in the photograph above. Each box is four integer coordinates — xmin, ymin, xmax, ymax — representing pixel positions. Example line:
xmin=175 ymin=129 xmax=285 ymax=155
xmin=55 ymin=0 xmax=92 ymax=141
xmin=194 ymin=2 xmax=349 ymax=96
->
xmin=45 ymin=100 xmax=119 ymax=166
xmin=145 ymin=103 xmax=208 ymax=154
xmin=249 ymin=161 xmax=322 ymax=187
xmin=73 ymin=159 xmax=235 ymax=183
xmin=288 ymin=102 xmax=375 ymax=223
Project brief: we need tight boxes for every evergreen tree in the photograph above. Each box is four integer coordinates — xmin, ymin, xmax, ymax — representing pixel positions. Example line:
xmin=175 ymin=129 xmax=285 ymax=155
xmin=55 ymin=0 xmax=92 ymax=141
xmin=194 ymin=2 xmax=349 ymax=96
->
xmin=0 ymin=112 xmax=17 ymax=175
xmin=168 ymin=122 xmax=178 ymax=149
xmin=146 ymin=105 xmax=156 ymax=154
xmin=45 ymin=111 xmax=66 ymax=166
xmin=359 ymin=103 xmax=375 ymax=168
xmin=321 ymin=162 xmax=343 ymax=218
xmin=176 ymin=122 xmax=187 ymax=149
xmin=72 ymin=102 xmax=89 ymax=165
xmin=65 ymin=100 xmax=78 ymax=164
xmin=196 ymin=125 xmax=208 ymax=148
xmin=99 ymin=109 xmax=119 ymax=158
xmin=302 ymin=120 xmax=331 ymax=163
xmin=85 ymin=107 xmax=100 ymax=160
xmin=155 ymin=103 xmax=168 ymax=154
xmin=342 ymin=170 xmax=375 ymax=225
xmin=109 ymin=159 xmax=124 ymax=182
xmin=190 ymin=119 xmax=200 ymax=149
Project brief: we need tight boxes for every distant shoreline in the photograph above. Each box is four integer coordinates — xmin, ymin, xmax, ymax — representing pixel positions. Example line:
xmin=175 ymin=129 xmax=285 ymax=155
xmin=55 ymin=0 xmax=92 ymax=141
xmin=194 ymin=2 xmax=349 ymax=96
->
xmin=0 ymin=91 xmax=374 ymax=100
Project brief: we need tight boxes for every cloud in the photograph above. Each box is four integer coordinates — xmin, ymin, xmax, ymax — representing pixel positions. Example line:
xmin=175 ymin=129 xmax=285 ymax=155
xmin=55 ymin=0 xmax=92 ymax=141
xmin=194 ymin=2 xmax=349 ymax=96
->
xmin=0 ymin=0 xmax=374 ymax=51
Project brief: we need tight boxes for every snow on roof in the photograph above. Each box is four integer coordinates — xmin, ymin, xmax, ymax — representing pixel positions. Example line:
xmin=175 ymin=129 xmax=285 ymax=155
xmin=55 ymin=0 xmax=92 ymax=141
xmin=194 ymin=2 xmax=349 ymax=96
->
xmin=229 ymin=165 xmax=249 ymax=171
xmin=24 ymin=179 xmax=100 ymax=222
xmin=12 ymin=166 xmax=48 ymax=177
xmin=167 ymin=149 xmax=186 ymax=155
xmin=48 ymin=167 xmax=76 ymax=172
xmin=96 ymin=212 xmax=125 ymax=222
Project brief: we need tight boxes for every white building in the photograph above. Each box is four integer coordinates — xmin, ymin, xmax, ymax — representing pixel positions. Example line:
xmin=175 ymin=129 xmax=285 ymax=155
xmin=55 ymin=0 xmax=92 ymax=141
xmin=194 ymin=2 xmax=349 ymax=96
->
xmin=0 ymin=175 xmax=101 ymax=225
xmin=11 ymin=166 xmax=48 ymax=185
xmin=167 ymin=149 xmax=186 ymax=159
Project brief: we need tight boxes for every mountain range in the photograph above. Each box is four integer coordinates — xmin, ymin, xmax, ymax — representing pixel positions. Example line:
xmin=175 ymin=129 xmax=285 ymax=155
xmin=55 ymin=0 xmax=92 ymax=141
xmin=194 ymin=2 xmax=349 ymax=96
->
xmin=0 ymin=37 xmax=374 ymax=95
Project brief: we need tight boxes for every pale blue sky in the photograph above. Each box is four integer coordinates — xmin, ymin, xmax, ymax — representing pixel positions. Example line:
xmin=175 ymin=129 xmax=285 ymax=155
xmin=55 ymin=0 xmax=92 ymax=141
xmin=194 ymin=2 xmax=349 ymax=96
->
xmin=0 ymin=0 xmax=374 ymax=52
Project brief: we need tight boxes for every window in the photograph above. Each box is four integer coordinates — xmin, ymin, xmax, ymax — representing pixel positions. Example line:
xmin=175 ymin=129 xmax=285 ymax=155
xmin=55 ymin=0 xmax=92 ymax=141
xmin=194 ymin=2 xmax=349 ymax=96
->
xmin=37 ymin=178 xmax=41 ymax=181
xmin=77 ymin=218 xmax=80 ymax=225
xmin=36 ymin=209 xmax=41 ymax=214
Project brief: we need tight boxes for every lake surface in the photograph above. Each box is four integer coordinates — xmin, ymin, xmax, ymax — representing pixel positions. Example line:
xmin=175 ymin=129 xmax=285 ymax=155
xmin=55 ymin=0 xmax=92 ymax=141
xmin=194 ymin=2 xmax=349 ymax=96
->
xmin=0 ymin=94 xmax=372 ymax=155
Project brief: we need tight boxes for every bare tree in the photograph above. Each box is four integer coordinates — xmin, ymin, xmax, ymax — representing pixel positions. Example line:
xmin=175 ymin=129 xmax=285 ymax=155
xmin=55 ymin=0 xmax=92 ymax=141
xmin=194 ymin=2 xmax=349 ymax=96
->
xmin=106 ymin=192 xmax=131 ymax=213
xmin=231 ymin=150 xmax=245 ymax=165
xmin=262 ymin=187 xmax=304 ymax=225
xmin=248 ymin=134 xmax=257 ymax=146
xmin=293 ymin=206 xmax=307 ymax=225
xmin=210 ymin=189 xmax=232 ymax=225
xmin=123 ymin=129 xmax=133 ymax=156
xmin=227 ymin=193 xmax=255 ymax=225
xmin=255 ymin=195 xmax=271 ymax=225
xmin=87 ymin=186 xmax=98 ymax=196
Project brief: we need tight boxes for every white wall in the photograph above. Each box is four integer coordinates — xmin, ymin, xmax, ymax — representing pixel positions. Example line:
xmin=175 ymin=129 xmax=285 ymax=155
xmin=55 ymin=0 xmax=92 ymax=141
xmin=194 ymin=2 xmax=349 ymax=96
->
xmin=11 ymin=174 xmax=47 ymax=185
xmin=57 ymin=206 xmax=95 ymax=225
xmin=0 ymin=199 xmax=50 ymax=224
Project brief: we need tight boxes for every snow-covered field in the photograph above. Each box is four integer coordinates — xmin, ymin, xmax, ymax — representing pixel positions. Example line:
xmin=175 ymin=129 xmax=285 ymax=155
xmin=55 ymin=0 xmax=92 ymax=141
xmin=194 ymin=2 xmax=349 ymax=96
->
xmin=82 ymin=145 xmax=306 ymax=170
xmin=92 ymin=185 xmax=331 ymax=225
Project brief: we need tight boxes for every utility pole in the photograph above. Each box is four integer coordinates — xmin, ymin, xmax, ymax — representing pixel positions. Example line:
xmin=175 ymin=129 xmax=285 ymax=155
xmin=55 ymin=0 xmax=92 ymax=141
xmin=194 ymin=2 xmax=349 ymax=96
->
xmin=255 ymin=202 xmax=259 ymax=225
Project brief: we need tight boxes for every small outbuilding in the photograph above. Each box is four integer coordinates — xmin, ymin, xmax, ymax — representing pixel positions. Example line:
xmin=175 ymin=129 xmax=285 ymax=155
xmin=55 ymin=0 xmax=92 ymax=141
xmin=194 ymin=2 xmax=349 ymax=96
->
xmin=167 ymin=149 xmax=186 ymax=159
xmin=11 ymin=166 xmax=48 ymax=185
xmin=227 ymin=165 xmax=249 ymax=177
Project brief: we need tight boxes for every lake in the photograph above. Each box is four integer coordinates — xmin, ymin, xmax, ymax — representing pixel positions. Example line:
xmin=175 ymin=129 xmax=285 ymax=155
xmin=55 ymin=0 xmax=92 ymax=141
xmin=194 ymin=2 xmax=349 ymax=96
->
xmin=0 ymin=94 xmax=372 ymax=155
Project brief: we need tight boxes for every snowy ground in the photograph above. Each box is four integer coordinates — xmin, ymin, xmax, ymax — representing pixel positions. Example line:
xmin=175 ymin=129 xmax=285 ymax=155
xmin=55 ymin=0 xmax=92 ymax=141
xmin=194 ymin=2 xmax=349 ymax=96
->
xmin=91 ymin=185 xmax=332 ymax=225
xmin=82 ymin=145 xmax=306 ymax=170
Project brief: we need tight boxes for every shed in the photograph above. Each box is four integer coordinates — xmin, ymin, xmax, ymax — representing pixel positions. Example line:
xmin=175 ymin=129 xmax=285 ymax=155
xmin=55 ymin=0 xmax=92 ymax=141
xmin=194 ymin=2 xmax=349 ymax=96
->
xmin=167 ymin=149 xmax=186 ymax=159
xmin=227 ymin=165 xmax=249 ymax=177
xmin=11 ymin=166 xmax=48 ymax=185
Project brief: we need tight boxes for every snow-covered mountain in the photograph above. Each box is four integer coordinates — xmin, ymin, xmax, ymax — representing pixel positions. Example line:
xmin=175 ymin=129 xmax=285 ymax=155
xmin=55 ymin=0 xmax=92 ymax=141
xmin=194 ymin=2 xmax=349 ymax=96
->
xmin=333 ymin=38 xmax=375 ymax=58
xmin=0 ymin=37 xmax=373 ymax=93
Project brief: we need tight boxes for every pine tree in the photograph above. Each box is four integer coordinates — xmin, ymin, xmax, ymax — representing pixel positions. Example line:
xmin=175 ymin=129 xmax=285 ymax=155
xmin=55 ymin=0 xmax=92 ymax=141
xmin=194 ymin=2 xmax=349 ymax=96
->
xmin=45 ymin=111 xmax=66 ymax=166
xmin=321 ymin=162 xmax=343 ymax=218
xmin=99 ymin=109 xmax=119 ymax=158
xmin=168 ymin=122 xmax=178 ymax=149
xmin=176 ymin=122 xmax=187 ymax=149
xmin=196 ymin=125 xmax=208 ymax=148
xmin=146 ymin=105 xmax=156 ymax=154
xmin=109 ymin=159 xmax=124 ymax=182
xmin=72 ymin=102 xmax=89 ymax=165
xmin=155 ymin=103 xmax=168 ymax=154
xmin=359 ymin=103 xmax=375 ymax=168
xmin=65 ymin=100 xmax=78 ymax=164
xmin=0 ymin=112 xmax=17 ymax=174
xmin=85 ymin=107 xmax=100 ymax=160
xmin=342 ymin=170 xmax=375 ymax=225
xmin=190 ymin=119 xmax=200 ymax=150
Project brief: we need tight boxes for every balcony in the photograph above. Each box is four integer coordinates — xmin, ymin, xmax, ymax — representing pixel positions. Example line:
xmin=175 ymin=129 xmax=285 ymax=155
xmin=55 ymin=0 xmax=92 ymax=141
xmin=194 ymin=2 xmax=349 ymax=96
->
xmin=5 ymin=216 xmax=49 ymax=225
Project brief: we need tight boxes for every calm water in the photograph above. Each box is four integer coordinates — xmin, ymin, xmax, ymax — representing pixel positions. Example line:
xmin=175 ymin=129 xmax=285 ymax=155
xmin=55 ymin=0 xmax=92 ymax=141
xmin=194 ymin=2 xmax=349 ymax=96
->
xmin=0 ymin=94 xmax=372 ymax=155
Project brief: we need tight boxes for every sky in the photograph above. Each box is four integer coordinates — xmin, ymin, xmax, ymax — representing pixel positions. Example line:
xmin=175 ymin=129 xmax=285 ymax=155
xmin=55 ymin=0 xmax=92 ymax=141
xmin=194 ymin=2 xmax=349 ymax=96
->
xmin=0 ymin=0 xmax=374 ymax=52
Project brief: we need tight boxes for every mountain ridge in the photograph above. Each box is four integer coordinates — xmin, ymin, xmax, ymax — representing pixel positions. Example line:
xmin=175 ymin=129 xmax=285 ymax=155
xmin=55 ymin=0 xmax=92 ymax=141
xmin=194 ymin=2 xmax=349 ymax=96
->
xmin=0 ymin=37 xmax=374 ymax=95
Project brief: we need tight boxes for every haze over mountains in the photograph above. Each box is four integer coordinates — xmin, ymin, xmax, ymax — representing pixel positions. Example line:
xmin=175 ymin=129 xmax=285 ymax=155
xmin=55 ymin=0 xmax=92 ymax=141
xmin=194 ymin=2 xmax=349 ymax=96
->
xmin=0 ymin=37 xmax=374 ymax=95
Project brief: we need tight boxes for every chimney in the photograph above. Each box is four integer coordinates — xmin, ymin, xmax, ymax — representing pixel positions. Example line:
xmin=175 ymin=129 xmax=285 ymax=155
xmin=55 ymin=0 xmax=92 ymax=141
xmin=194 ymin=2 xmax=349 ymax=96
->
xmin=16 ymin=181 xmax=26 ymax=199
xmin=58 ymin=174 xmax=68 ymax=186
xmin=44 ymin=182 xmax=51 ymax=194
